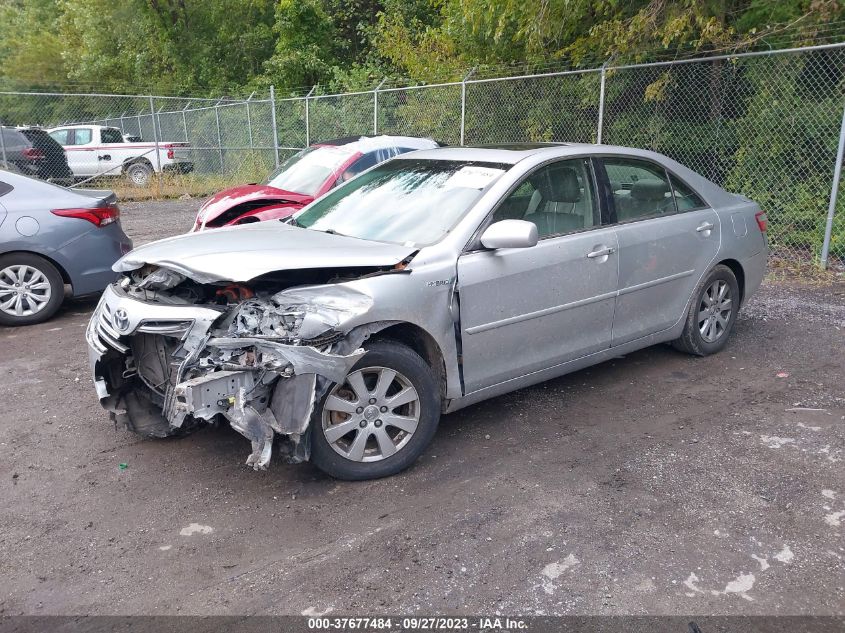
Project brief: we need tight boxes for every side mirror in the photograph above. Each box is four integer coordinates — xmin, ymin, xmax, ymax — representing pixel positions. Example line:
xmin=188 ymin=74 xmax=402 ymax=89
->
xmin=480 ymin=219 xmax=538 ymax=250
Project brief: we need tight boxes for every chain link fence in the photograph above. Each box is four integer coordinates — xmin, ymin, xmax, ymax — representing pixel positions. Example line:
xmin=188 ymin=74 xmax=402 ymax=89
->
xmin=1 ymin=43 xmax=843 ymax=268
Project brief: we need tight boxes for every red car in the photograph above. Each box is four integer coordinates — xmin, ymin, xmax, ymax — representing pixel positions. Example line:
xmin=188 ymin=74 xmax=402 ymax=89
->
xmin=193 ymin=135 xmax=438 ymax=230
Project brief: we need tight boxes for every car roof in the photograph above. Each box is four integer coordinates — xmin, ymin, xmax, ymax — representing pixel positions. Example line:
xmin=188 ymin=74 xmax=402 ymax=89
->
xmin=46 ymin=124 xmax=112 ymax=130
xmin=313 ymin=135 xmax=438 ymax=152
xmin=395 ymin=143 xmax=675 ymax=164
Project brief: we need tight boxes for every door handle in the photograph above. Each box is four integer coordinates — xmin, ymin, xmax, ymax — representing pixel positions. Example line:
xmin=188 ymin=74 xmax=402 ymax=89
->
xmin=696 ymin=222 xmax=714 ymax=233
xmin=587 ymin=246 xmax=615 ymax=259
xmin=98 ymin=154 xmax=111 ymax=161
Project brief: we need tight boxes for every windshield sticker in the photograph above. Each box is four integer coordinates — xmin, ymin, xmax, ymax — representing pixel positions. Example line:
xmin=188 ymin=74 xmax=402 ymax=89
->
xmin=445 ymin=166 xmax=505 ymax=190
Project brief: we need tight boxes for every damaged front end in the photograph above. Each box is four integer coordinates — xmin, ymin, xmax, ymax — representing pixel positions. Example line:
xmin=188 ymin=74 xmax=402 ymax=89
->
xmin=87 ymin=265 xmax=392 ymax=469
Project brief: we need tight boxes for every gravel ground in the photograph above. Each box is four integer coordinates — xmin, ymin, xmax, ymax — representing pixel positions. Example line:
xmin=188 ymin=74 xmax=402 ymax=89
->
xmin=0 ymin=200 xmax=843 ymax=616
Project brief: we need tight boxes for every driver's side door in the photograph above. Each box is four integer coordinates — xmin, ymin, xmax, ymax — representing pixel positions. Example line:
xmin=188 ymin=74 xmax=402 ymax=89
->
xmin=456 ymin=158 xmax=618 ymax=393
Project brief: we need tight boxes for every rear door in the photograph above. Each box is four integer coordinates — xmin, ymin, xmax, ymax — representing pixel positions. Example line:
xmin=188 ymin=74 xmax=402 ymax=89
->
xmin=598 ymin=157 xmax=720 ymax=346
xmin=457 ymin=158 xmax=618 ymax=393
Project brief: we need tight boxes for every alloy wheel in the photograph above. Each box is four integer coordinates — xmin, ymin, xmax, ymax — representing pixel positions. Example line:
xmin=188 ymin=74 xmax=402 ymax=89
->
xmin=0 ymin=265 xmax=53 ymax=317
xmin=698 ymin=279 xmax=732 ymax=343
xmin=322 ymin=366 xmax=421 ymax=462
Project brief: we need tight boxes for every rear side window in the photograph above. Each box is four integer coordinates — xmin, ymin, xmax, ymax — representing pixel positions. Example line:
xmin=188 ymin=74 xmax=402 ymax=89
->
xmin=0 ymin=180 xmax=12 ymax=197
xmin=669 ymin=174 xmax=707 ymax=211
xmin=101 ymin=128 xmax=124 ymax=144
xmin=70 ymin=128 xmax=93 ymax=145
xmin=602 ymin=158 xmax=675 ymax=222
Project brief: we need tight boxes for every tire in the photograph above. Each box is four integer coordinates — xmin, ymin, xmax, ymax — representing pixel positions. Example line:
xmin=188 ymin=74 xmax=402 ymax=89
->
xmin=125 ymin=161 xmax=154 ymax=187
xmin=309 ymin=340 xmax=440 ymax=480
xmin=0 ymin=253 xmax=64 ymax=326
xmin=672 ymin=264 xmax=740 ymax=356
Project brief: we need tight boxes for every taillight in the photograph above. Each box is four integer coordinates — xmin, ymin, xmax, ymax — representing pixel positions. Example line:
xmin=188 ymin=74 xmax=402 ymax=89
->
xmin=22 ymin=147 xmax=45 ymax=160
xmin=754 ymin=210 xmax=767 ymax=233
xmin=167 ymin=148 xmax=175 ymax=159
xmin=52 ymin=204 xmax=120 ymax=227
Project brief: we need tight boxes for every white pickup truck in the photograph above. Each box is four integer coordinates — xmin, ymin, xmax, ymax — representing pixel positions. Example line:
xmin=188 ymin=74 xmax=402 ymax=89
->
xmin=47 ymin=124 xmax=193 ymax=186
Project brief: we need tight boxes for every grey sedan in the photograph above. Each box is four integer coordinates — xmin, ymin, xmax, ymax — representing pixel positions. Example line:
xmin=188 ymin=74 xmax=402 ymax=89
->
xmin=87 ymin=144 xmax=767 ymax=480
xmin=0 ymin=169 xmax=132 ymax=325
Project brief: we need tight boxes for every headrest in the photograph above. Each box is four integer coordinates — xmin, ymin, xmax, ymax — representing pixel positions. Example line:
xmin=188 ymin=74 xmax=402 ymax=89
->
xmin=631 ymin=179 xmax=668 ymax=201
xmin=531 ymin=166 xmax=581 ymax=203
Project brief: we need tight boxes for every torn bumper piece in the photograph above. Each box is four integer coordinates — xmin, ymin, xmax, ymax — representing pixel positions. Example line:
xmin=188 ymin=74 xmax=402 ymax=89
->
xmin=87 ymin=282 xmax=378 ymax=470
xmin=167 ymin=344 xmax=364 ymax=469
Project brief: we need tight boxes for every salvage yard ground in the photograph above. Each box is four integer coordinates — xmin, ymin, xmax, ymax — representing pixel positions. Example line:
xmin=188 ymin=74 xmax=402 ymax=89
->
xmin=1 ymin=199 xmax=843 ymax=615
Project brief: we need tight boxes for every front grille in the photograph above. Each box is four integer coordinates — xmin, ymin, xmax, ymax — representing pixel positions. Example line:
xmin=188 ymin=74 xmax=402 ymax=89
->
xmin=96 ymin=303 xmax=129 ymax=353
xmin=137 ymin=320 xmax=192 ymax=336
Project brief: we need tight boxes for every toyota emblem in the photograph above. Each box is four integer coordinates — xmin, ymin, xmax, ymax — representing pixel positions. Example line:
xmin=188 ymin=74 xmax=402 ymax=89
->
xmin=113 ymin=308 xmax=130 ymax=332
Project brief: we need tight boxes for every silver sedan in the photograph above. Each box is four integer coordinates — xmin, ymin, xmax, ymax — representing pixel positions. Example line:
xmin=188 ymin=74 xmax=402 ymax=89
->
xmin=87 ymin=144 xmax=768 ymax=480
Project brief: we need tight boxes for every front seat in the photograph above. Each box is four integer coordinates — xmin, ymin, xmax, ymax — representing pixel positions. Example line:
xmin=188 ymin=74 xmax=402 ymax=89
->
xmin=524 ymin=165 xmax=585 ymax=236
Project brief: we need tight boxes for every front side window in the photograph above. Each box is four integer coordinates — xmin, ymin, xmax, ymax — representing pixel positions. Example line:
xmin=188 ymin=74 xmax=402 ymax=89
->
xmin=70 ymin=128 xmax=93 ymax=145
xmin=49 ymin=129 xmax=70 ymax=145
xmin=295 ymin=159 xmax=507 ymax=246
xmin=603 ymin=158 xmax=675 ymax=222
xmin=266 ymin=145 xmax=357 ymax=196
xmin=492 ymin=158 xmax=597 ymax=238
xmin=101 ymin=128 xmax=124 ymax=144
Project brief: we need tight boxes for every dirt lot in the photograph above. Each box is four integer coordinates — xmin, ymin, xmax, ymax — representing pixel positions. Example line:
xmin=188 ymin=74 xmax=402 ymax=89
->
xmin=0 ymin=199 xmax=843 ymax=616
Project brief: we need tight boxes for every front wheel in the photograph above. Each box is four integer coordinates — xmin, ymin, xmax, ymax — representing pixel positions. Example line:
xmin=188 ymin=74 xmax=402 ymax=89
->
xmin=309 ymin=340 xmax=440 ymax=480
xmin=673 ymin=264 xmax=740 ymax=356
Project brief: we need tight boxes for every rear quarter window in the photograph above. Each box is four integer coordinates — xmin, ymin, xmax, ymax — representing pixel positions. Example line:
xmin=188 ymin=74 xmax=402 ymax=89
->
xmin=0 ymin=180 xmax=12 ymax=197
xmin=669 ymin=174 xmax=708 ymax=211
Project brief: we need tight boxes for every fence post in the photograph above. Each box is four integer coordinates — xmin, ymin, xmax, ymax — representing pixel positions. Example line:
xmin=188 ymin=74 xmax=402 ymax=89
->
xmin=0 ymin=118 xmax=7 ymax=169
xmin=269 ymin=85 xmax=280 ymax=168
xmin=305 ymin=86 xmax=316 ymax=147
xmin=246 ymin=92 xmax=254 ymax=150
xmin=148 ymin=97 xmax=162 ymax=195
xmin=182 ymin=103 xmax=190 ymax=143
xmin=820 ymin=101 xmax=845 ymax=269
xmin=214 ymin=98 xmax=225 ymax=174
xmin=460 ymin=67 xmax=477 ymax=146
xmin=596 ymin=62 xmax=608 ymax=144
xmin=373 ymin=78 xmax=387 ymax=135
xmin=119 ymin=112 xmax=126 ymax=134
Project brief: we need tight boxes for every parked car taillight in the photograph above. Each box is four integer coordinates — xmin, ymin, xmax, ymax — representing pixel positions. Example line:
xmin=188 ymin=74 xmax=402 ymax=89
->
xmin=754 ymin=211 xmax=767 ymax=233
xmin=51 ymin=204 xmax=120 ymax=227
xmin=167 ymin=148 xmax=175 ymax=159
xmin=21 ymin=147 xmax=45 ymax=160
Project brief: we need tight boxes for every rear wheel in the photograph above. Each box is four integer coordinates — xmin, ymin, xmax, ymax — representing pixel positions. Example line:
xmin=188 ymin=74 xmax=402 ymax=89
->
xmin=672 ymin=264 xmax=740 ymax=356
xmin=125 ymin=161 xmax=154 ymax=187
xmin=309 ymin=340 xmax=440 ymax=480
xmin=0 ymin=253 xmax=64 ymax=326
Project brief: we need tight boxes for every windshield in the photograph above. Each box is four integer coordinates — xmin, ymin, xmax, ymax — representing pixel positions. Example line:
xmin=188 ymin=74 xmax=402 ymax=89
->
xmin=293 ymin=159 xmax=508 ymax=246
xmin=265 ymin=145 xmax=356 ymax=196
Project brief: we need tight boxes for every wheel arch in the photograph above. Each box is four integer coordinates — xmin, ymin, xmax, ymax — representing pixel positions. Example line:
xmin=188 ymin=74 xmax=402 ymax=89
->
xmin=0 ymin=249 xmax=72 ymax=288
xmin=122 ymin=156 xmax=153 ymax=170
xmin=715 ymin=258 xmax=745 ymax=305
xmin=370 ymin=322 xmax=448 ymax=407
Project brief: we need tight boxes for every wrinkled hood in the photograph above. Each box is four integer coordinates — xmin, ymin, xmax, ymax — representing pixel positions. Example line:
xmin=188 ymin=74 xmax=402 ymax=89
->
xmin=197 ymin=184 xmax=313 ymax=225
xmin=114 ymin=222 xmax=415 ymax=283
